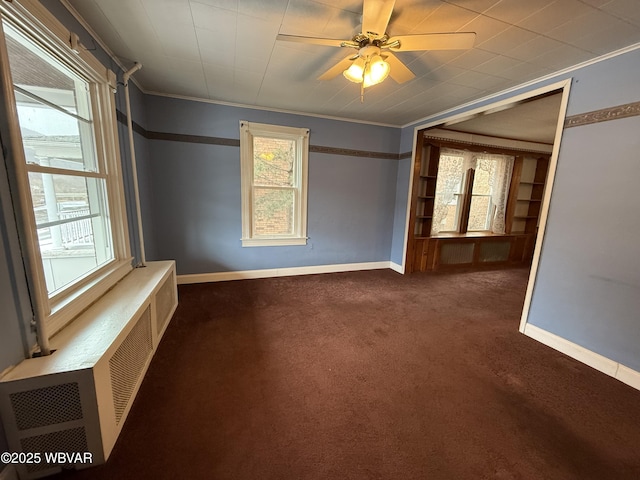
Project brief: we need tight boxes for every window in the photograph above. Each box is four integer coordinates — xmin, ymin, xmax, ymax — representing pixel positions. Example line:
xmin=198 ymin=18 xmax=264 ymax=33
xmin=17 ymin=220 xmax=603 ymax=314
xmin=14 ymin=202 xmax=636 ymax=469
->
xmin=432 ymin=148 xmax=514 ymax=235
xmin=240 ymin=121 xmax=309 ymax=246
xmin=0 ymin=3 xmax=131 ymax=334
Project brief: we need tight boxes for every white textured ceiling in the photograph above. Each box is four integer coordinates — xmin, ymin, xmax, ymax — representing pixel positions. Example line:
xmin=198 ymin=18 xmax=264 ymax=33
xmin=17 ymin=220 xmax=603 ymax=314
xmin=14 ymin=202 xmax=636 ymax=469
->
xmin=440 ymin=91 xmax=563 ymax=144
xmin=66 ymin=0 xmax=640 ymax=126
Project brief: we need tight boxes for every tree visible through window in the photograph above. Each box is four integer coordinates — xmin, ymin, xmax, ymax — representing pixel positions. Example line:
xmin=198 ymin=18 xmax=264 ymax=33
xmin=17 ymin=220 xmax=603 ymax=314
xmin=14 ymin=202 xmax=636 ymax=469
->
xmin=240 ymin=122 xmax=309 ymax=246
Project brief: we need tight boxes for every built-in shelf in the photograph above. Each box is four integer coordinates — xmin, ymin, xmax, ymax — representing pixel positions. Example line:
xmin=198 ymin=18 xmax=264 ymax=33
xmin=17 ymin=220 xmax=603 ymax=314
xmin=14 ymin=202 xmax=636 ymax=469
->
xmin=506 ymin=155 xmax=549 ymax=243
xmin=408 ymin=139 xmax=550 ymax=273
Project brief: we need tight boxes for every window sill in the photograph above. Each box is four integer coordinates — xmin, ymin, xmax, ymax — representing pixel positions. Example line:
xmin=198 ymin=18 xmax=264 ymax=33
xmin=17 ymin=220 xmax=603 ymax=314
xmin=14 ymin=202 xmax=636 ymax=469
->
xmin=433 ymin=231 xmax=504 ymax=238
xmin=424 ymin=231 xmax=532 ymax=239
xmin=241 ymin=237 xmax=308 ymax=247
xmin=47 ymin=258 xmax=133 ymax=337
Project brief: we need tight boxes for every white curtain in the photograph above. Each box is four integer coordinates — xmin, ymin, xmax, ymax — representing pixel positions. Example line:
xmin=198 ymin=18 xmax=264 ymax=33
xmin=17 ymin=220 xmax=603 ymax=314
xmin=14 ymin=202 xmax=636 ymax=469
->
xmin=431 ymin=148 xmax=513 ymax=235
xmin=483 ymin=153 xmax=514 ymax=234
xmin=431 ymin=148 xmax=471 ymax=235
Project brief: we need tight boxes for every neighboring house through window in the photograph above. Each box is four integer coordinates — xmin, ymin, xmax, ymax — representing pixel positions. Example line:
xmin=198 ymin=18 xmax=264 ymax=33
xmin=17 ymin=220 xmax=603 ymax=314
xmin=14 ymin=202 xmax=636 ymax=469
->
xmin=239 ymin=121 xmax=309 ymax=247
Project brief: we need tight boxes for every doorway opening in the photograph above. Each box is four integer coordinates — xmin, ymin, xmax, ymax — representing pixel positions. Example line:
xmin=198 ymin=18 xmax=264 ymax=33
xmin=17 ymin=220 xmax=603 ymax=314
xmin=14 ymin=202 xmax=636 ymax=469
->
xmin=402 ymin=79 xmax=572 ymax=332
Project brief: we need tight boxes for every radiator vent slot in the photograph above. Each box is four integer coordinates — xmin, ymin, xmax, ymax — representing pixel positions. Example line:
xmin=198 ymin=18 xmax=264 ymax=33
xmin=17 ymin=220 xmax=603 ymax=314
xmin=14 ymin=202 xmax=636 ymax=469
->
xmin=156 ymin=272 xmax=176 ymax=333
xmin=21 ymin=427 xmax=88 ymax=474
xmin=440 ymin=242 xmax=474 ymax=265
xmin=109 ymin=307 xmax=153 ymax=424
xmin=479 ymin=241 xmax=511 ymax=263
xmin=10 ymin=383 xmax=82 ymax=431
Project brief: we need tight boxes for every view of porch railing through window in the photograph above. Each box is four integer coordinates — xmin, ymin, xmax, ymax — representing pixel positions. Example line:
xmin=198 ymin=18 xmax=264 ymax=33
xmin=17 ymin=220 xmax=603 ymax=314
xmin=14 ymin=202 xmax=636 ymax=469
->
xmin=6 ymin=21 xmax=114 ymax=296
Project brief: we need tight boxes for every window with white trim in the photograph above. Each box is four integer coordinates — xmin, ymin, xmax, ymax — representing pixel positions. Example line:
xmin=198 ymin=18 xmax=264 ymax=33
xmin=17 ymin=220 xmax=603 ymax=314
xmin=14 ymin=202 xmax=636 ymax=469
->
xmin=0 ymin=3 xmax=131 ymax=335
xmin=240 ymin=121 xmax=309 ymax=247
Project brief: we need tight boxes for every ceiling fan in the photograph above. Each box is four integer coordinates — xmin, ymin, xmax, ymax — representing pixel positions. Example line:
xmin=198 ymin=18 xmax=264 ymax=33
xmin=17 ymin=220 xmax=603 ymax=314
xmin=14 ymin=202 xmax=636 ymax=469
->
xmin=276 ymin=0 xmax=476 ymax=100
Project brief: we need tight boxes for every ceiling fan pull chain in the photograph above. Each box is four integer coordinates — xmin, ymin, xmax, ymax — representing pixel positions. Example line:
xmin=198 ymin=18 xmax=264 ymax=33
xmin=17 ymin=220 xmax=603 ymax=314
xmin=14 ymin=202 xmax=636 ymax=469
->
xmin=360 ymin=59 xmax=367 ymax=103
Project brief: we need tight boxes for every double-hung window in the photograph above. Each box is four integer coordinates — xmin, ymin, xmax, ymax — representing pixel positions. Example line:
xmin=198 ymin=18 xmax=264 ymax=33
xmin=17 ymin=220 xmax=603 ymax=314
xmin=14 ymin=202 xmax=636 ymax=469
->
xmin=432 ymin=148 xmax=514 ymax=235
xmin=240 ymin=121 xmax=309 ymax=247
xmin=0 ymin=1 xmax=131 ymax=335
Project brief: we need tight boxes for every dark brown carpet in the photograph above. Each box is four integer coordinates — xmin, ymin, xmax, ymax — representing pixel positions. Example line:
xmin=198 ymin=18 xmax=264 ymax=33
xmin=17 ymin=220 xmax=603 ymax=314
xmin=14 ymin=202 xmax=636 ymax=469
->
xmin=56 ymin=267 xmax=640 ymax=479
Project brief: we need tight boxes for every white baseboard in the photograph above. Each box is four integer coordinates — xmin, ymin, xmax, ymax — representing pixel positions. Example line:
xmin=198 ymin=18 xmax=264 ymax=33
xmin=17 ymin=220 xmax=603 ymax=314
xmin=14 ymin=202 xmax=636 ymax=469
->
xmin=177 ymin=261 xmax=392 ymax=284
xmin=389 ymin=262 xmax=404 ymax=274
xmin=616 ymin=364 xmax=640 ymax=391
xmin=0 ymin=465 xmax=18 ymax=480
xmin=523 ymin=323 xmax=640 ymax=391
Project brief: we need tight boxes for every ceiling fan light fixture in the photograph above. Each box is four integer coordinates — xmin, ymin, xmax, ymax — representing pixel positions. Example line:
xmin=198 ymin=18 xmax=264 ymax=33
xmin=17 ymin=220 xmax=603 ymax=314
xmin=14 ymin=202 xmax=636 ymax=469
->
xmin=363 ymin=54 xmax=390 ymax=87
xmin=343 ymin=57 xmax=366 ymax=83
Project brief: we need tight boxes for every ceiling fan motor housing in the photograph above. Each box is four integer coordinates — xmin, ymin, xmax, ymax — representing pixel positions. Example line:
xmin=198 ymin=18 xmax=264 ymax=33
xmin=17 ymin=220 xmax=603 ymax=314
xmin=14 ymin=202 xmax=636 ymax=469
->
xmin=351 ymin=33 xmax=390 ymax=49
xmin=358 ymin=44 xmax=382 ymax=60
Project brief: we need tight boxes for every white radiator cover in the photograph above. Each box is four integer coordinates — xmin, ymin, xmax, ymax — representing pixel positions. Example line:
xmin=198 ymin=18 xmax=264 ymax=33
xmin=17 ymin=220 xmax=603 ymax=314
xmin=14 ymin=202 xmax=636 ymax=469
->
xmin=0 ymin=261 xmax=177 ymax=479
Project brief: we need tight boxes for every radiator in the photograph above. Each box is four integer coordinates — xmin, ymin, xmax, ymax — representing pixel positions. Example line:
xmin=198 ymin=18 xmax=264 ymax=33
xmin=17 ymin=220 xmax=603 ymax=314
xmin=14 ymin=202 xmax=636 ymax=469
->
xmin=0 ymin=261 xmax=177 ymax=479
xmin=439 ymin=242 xmax=475 ymax=265
xmin=478 ymin=240 xmax=511 ymax=263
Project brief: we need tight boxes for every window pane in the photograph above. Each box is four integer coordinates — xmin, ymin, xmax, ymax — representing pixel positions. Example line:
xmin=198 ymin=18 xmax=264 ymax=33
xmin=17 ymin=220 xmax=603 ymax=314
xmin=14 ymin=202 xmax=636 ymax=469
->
xmin=28 ymin=172 xmax=114 ymax=295
xmin=468 ymin=195 xmax=492 ymax=231
xmin=4 ymin=23 xmax=92 ymax=120
xmin=473 ymin=158 xmax=496 ymax=195
xmin=432 ymin=153 xmax=464 ymax=234
xmin=5 ymin=22 xmax=97 ymax=173
xmin=253 ymin=188 xmax=294 ymax=236
xmin=15 ymin=90 xmax=97 ymax=172
xmin=469 ymin=158 xmax=497 ymax=231
xmin=253 ymin=136 xmax=295 ymax=187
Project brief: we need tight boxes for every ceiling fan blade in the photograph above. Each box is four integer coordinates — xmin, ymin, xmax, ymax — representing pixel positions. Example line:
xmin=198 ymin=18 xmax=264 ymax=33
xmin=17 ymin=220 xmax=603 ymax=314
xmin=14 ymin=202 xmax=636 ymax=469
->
xmin=384 ymin=52 xmax=415 ymax=84
xmin=387 ymin=32 xmax=476 ymax=51
xmin=317 ymin=55 xmax=357 ymax=80
xmin=276 ymin=34 xmax=346 ymax=48
xmin=362 ymin=0 xmax=396 ymax=37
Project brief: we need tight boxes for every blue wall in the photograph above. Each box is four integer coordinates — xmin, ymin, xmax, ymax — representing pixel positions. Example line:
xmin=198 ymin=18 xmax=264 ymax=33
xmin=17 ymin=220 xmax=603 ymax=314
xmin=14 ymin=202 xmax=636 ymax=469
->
xmin=528 ymin=49 xmax=640 ymax=371
xmin=0 ymin=113 xmax=35 ymax=462
xmin=389 ymin=157 xmax=411 ymax=266
xmin=143 ymin=97 xmax=400 ymax=274
xmin=0 ymin=172 xmax=32 ymax=372
xmin=389 ymin=127 xmax=418 ymax=266
xmin=529 ymin=115 xmax=640 ymax=370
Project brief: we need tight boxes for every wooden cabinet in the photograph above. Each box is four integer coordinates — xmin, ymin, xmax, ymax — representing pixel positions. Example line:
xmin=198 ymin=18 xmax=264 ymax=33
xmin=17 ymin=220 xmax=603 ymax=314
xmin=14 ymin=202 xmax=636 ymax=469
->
xmin=411 ymin=233 xmax=535 ymax=272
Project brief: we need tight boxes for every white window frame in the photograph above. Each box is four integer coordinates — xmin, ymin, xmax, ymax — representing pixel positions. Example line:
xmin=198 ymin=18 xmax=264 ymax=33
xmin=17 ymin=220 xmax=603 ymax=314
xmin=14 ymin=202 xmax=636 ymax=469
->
xmin=0 ymin=0 xmax=132 ymax=336
xmin=239 ymin=121 xmax=309 ymax=247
